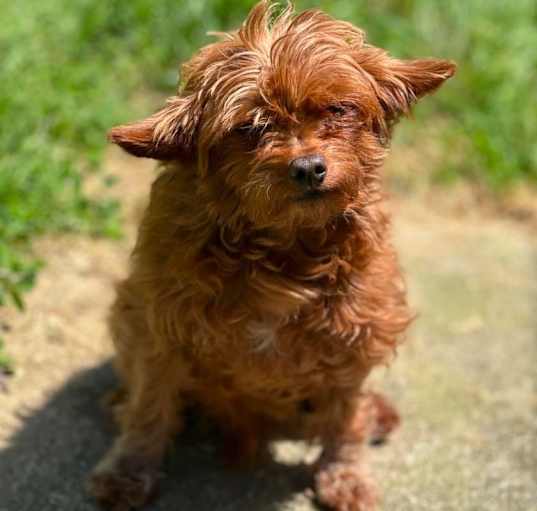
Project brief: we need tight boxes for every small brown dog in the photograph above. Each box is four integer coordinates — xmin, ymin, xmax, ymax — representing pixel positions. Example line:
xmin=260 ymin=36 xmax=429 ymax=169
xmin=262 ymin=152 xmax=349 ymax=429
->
xmin=89 ymin=2 xmax=455 ymax=510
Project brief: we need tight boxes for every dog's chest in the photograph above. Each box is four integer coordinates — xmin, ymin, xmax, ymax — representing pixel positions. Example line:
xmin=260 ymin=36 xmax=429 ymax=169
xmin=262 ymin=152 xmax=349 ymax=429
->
xmin=187 ymin=308 xmax=365 ymax=415
xmin=247 ymin=319 xmax=279 ymax=351
xmin=187 ymin=329 xmax=366 ymax=431
xmin=182 ymin=229 xmax=367 ymax=413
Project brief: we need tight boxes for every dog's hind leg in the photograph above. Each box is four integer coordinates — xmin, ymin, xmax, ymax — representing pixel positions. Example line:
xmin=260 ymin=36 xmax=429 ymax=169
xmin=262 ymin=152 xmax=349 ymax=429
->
xmin=361 ymin=391 xmax=401 ymax=446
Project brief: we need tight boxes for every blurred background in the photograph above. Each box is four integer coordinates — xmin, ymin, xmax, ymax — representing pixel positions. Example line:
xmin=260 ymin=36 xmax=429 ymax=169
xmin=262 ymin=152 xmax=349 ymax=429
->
xmin=0 ymin=2 xmax=535 ymax=510
xmin=2 ymin=0 xmax=537 ymax=316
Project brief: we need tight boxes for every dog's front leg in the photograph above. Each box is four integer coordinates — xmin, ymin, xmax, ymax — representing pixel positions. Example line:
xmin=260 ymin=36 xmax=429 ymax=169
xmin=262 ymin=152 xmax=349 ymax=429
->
xmin=314 ymin=393 xmax=399 ymax=511
xmin=89 ymin=354 xmax=185 ymax=510
xmin=315 ymin=439 xmax=377 ymax=511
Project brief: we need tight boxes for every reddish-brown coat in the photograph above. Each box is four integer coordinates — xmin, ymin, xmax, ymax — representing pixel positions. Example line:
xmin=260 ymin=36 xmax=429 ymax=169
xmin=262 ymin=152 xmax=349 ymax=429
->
xmin=91 ymin=2 xmax=455 ymax=510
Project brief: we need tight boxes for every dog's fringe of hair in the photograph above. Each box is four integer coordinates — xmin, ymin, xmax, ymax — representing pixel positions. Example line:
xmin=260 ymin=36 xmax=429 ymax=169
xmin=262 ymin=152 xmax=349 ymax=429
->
xmin=92 ymin=3 xmax=455 ymax=508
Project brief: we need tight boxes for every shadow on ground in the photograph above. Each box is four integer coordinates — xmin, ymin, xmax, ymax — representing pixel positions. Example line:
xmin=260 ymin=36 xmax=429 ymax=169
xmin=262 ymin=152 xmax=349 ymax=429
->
xmin=1 ymin=149 xmax=536 ymax=511
xmin=0 ymin=363 xmax=314 ymax=511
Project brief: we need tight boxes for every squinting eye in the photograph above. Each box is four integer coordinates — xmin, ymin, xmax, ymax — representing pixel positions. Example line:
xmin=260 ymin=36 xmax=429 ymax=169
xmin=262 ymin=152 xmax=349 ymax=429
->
xmin=327 ymin=105 xmax=346 ymax=116
xmin=235 ymin=122 xmax=254 ymax=133
xmin=235 ymin=121 xmax=271 ymax=137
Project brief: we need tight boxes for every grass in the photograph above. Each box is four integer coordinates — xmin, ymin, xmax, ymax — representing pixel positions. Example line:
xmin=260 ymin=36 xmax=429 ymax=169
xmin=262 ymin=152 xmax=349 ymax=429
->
xmin=0 ymin=338 xmax=14 ymax=374
xmin=337 ymin=0 xmax=537 ymax=187
xmin=0 ymin=0 xmax=248 ymax=310
xmin=0 ymin=0 xmax=535 ymax=314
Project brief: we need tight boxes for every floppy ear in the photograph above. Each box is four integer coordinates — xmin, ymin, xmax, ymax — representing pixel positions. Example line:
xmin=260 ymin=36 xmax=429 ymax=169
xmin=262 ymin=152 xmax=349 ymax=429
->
xmin=108 ymin=96 xmax=199 ymax=159
xmin=374 ymin=58 xmax=456 ymax=119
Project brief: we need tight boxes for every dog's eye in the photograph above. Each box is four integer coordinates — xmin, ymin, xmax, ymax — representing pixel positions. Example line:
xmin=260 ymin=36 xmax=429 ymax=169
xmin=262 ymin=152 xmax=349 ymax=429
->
xmin=235 ymin=122 xmax=254 ymax=133
xmin=327 ymin=105 xmax=347 ymax=117
xmin=234 ymin=121 xmax=270 ymax=139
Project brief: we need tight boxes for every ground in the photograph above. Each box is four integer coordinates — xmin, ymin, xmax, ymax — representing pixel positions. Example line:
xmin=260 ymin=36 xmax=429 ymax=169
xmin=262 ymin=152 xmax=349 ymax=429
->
xmin=0 ymin=148 xmax=535 ymax=511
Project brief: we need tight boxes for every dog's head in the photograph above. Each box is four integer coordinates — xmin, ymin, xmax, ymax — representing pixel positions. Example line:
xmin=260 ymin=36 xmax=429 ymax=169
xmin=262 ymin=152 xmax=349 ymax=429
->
xmin=110 ymin=1 xmax=455 ymax=231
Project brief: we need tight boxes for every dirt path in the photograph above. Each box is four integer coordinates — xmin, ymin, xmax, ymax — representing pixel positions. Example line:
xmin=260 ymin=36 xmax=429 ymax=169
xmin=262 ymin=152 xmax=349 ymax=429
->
xmin=1 ymin=149 xmax=535 ymax=511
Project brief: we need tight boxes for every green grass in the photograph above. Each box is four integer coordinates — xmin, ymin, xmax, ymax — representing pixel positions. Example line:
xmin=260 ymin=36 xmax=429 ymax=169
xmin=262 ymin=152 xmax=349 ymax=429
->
xmin=327 ymin=0 xmax=537 ymax=187
xmin=0 ymin=338 xmax=14 ymax=374
xmin=1 ymin=0 xmax=536 ymax=312
xmin=0 ymin=0 xmax=252 ymax=309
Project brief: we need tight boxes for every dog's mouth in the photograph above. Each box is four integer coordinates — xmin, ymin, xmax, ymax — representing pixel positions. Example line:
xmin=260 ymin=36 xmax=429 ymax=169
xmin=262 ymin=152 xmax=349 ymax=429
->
xmin=296 ymin=189 xmax=326 ymax=202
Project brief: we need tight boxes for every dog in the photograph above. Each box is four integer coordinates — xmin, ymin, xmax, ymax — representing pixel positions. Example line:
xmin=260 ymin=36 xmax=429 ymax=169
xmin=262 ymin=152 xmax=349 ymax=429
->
xmin=89 ymin=2 xmax=455 ymax=510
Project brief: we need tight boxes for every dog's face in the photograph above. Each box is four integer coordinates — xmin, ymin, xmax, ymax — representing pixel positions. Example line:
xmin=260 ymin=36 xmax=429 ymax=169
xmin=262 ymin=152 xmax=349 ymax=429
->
xmin=110 ymin=2 xmax=455 ymax=230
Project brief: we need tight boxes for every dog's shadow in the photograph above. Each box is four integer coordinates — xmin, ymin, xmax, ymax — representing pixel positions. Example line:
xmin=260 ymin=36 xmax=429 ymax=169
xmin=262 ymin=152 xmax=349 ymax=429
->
xmin=0 ymin=362 xmax=316 ymax=511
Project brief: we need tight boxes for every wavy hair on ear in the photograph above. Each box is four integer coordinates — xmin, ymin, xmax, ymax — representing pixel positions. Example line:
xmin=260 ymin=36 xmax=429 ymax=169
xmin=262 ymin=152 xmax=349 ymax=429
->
xmin=108 ymin=95 xmax=200 ymax=160
xmin=357 ymin=49 xmax=455 ymax=142
xmin=361 ymin=50 xmax=456 ymax=119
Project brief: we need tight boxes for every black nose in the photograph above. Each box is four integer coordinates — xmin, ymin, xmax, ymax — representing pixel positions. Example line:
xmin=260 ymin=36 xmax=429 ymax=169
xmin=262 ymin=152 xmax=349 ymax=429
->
xmin=289 ymin=155 xmax=327 ymax=190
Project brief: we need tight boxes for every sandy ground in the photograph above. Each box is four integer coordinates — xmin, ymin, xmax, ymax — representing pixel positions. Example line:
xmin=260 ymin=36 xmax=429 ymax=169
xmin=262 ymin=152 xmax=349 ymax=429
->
xmin=0 ymin=148 xmax=535 ymax=511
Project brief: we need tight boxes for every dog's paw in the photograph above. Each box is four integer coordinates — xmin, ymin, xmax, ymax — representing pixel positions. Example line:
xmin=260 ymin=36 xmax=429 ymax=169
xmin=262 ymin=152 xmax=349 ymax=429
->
xmin=314 ymin=462 xmax=377 ymax=511
xmin=88 ymin=456 xmax=160 ymax=511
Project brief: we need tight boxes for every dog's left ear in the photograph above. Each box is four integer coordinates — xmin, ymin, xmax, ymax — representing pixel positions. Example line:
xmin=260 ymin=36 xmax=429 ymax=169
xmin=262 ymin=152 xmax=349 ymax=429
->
xmin=371 ymin=58 xmax=456 ymax=120
xmin=108 ymin=96 xmax=199 ymax=160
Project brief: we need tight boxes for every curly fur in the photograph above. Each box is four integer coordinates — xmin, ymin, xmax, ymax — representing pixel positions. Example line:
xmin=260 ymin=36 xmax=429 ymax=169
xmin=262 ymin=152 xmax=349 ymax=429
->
xmin=89 ymin=2 xmax=455 ymax=510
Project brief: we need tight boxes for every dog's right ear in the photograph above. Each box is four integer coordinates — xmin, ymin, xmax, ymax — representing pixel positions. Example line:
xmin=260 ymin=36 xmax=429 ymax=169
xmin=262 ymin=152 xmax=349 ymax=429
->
xmin=108 ymin=96 xmax=199 ymax=160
